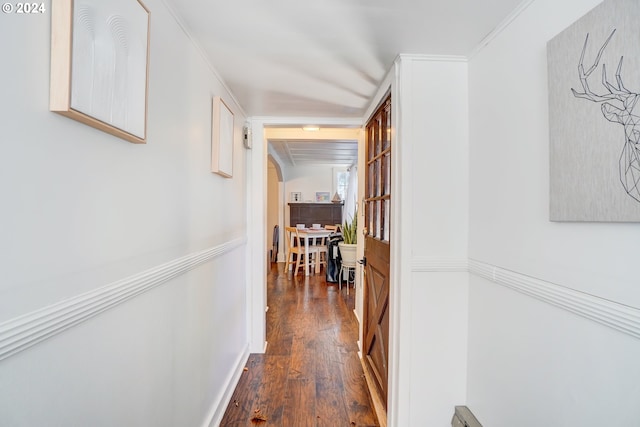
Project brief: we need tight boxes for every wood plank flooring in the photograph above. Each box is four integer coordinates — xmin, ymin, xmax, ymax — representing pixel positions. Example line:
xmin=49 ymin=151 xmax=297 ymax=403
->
xmin=220 ymin=263 xmax=379 ymax=427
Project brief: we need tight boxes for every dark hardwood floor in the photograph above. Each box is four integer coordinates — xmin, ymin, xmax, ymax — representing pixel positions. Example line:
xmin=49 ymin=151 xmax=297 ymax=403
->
xmin=220 ymin=263 xmax=379 ymax=427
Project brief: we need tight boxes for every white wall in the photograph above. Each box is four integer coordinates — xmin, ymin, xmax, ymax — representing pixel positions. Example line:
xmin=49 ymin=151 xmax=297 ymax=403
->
xmin=467 ymin=0 xmax=640 ymax=425
xmin=384 ymin=56 xmax=469 ymax=427
xmin=404 ymin=57 xmax=469 ymax=427
xmin=283 ymin=165 xmax=335 ymax=227
xmin=0 ymin=1 xmax=250 ymax=425
xmin=285 ymin=166 xmax=334 ymax=204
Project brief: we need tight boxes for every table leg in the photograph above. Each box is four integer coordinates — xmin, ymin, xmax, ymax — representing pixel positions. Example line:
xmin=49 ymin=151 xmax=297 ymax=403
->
xmin=304 ymin=236 xmax=310 ymax=276
xmin=314 ymin=238 xmax=320 ymax=273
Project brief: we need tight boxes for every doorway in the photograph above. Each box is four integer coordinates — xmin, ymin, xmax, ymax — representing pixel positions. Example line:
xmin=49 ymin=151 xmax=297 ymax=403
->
xmin=246 ymin=118 xmax=368 ymax=380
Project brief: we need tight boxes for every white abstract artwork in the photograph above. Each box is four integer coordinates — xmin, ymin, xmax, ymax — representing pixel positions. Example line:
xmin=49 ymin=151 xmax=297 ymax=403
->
xmin=211 ymin=96 xmax=234 ymax=178
xmin=548 ymin=0 xmax=640 ymax=221
xmin=70 ymin=0 xmax=148 ymax=139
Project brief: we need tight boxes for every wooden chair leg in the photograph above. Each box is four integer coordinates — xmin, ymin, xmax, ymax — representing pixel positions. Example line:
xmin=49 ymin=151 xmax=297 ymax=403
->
xmin=294 ymin=252 xmax=302 ymax=275
xmin=285 ymin=251 xmax=294 ymax=273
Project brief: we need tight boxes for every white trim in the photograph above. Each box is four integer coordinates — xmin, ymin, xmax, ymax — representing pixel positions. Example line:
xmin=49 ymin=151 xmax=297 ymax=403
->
xmin=247 ymin=120 xmax=268 ymax=353
xmin=203 ymin=343 xmax=250 ymax=427
xmin=202 ymin=345 xmax=250 ymax=427
xmin=411 ymin=256 xmax=640 ymax=340
xmin=363 ymin=68 xmax=393 ymax=123
xmin=352 ymin=308 xmax=361 ymax=324
xmin=387 ymin=56 xmax=413 ymax=427
xmin=468 ymin=259 xmax=640 ymax=340
xmin=0 ymin=236 xmax=247 ymax=362
xmin=396 ymin=53 xmax=468 ymax=63
xmin=468 ymin=0 xmax=536 ymax=59
xmin=412 ymin=257 xmax=469 ymax=272
xmin=159 ymin=0 xmax=246 ymax=117
xmin=252 ymin=116 xmax=362 ymax=127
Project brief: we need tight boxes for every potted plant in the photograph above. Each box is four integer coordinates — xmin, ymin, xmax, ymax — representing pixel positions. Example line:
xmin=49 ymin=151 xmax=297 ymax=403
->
xmin=338 ymin=214 xmax=357 ymax=265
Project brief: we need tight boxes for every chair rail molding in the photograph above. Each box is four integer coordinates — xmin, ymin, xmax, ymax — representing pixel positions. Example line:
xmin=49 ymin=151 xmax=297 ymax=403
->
xmin=0 ymin=236 xmax=247 ymax=362
xmin=411 ymin=256 xmax=469 ymax=272
xmin=411 ymin=256 xmax=640 ymax=340
xmin=468 ymin=259 xmax=640 ymax=340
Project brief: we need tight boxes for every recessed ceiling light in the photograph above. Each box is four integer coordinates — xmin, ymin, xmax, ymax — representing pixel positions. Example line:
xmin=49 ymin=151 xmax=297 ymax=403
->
xmin=302 ymin=126 xmax=320 ymax=131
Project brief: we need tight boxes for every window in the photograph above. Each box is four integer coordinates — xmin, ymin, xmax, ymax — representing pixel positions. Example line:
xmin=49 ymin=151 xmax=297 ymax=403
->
xmin=334 ymin=168 xmax=349 ymax=202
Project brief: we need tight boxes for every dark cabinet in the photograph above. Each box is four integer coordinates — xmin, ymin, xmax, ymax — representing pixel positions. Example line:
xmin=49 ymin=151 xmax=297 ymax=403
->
xmin=289 ymin=203 xmax=343 ymax=227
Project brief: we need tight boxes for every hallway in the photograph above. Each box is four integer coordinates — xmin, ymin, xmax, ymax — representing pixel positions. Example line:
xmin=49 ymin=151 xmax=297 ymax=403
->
xmin=220 ymin=264 xmax=378 ymax=426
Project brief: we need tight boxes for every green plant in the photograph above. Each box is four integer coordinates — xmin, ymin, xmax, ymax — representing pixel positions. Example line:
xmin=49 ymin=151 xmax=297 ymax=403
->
xmin=342 ymin=214 xmax=357 ymax=244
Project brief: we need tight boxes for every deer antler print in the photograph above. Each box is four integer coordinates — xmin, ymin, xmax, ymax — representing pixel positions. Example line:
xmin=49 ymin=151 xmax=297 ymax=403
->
xmin=571 ymin=29 xmax=640 ymax=202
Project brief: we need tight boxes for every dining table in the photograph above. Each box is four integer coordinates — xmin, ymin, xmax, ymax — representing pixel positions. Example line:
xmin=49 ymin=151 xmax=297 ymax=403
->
xmin=295 ymin=228 xmax=333 ymax=276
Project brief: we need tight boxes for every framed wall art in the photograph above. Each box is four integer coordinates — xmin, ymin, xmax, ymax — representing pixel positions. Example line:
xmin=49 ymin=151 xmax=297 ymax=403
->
xmin=211 ymin=96 xmax=234 ymax=178
xmin=547 ymin=0 xmax=640 ymax=221
xmin=315 ymin=192 xmax=330 ymax=203
xmin=50 ymin=0 xmax=150 ymax=144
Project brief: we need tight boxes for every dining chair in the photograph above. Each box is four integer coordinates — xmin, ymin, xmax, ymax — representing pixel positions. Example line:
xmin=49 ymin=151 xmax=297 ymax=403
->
xmin=303 ymin=227 xmax=334 ymax=270
xmin=285 ymin=226 xmax=323 ymax=275
xmin=271 ymin=224 xmax=279 ymax=263
xmin=301 ymin=228 xmax=328 ymax=273
xmin=284 ymin=226 xmax=305 ymax=275
xmin=339 ymin=252 xmax=357 ymax=294
xmin=310 ymin=233 xmax=328 ymax=273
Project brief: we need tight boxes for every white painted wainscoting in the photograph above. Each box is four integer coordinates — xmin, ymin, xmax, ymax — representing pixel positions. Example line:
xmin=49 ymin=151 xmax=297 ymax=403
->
xmin=0 ymin=236 xmax=247 ymax=362
xmin=0 ymin=236 xmax=250 ymax=427
xmin=410 ymin=256 xmax=640 ymax=427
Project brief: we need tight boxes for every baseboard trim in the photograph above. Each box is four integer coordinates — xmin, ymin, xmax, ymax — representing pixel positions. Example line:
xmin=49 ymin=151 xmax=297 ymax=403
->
xmin=203 ymin=343 xmax=250 ymax=427
xmin=361 ymin=357 xmax=387 ymax=427
xmin=0 ymin=236 xmax=247 ymax=362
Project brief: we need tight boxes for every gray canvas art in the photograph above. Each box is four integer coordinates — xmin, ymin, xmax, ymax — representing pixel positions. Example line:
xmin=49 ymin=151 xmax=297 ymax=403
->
xmin=548 ymin=0 xmax=640 ymax=221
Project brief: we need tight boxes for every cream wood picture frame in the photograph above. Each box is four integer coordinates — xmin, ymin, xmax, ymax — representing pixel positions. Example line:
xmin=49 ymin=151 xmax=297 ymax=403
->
xmin=211 ymin=96 xmax=234 ymax=178
xmin=50 ymin=0 xmax=150 ymax=144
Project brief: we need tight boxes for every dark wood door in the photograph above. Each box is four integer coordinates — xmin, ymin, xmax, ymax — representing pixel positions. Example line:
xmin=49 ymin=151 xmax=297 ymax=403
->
xmin=362 ymin=94 xmax=391 ymax=412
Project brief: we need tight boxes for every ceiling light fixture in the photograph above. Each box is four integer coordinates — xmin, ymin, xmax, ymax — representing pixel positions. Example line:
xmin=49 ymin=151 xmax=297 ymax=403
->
xmin=302 ymin=126 xmax=320 ymax=131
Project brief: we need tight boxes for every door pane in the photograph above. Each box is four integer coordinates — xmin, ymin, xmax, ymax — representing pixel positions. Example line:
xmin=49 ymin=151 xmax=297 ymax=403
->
xmin=368 ymin=200 xmax=374 ymax=237
xmin=383 ymin=199 xmax=390 ymax=241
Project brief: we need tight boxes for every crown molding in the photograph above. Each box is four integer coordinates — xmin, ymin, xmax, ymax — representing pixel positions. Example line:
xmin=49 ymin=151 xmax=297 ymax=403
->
xmin=468 ymin=0 xmax=536 ymax=59
xmin=396 ymin=53 xmax=468 ymax=63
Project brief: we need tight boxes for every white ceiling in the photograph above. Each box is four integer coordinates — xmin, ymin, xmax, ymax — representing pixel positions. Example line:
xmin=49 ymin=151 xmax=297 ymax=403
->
xmin=165 ymin=0 xmax=525 ymax=119
xmin=266 ymin=127 xmax=360 ymax=168
xmin=270 ymin=139 xmax=358 ymax=166
xmin=165 ymin=0 xmax=525 ymax=167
